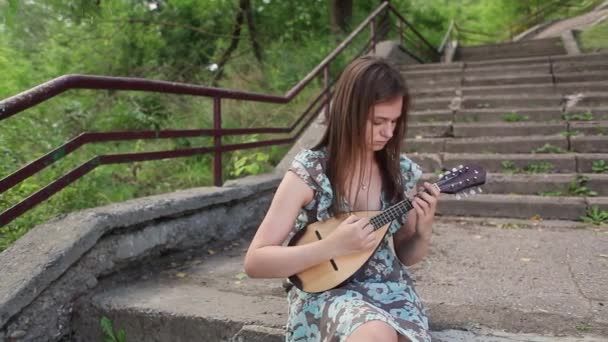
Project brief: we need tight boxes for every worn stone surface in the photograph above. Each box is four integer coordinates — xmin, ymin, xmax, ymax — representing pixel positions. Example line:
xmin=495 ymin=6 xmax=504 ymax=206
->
xmin=0 ymin=176 xmax=280 ymax=341
xmin=71 ymin=217 xmax=608 ymax=341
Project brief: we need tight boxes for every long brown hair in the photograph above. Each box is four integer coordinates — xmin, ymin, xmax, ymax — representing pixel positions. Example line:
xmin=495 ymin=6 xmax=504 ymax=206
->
xmin=314 ymin=55 xmax=410 ymax=213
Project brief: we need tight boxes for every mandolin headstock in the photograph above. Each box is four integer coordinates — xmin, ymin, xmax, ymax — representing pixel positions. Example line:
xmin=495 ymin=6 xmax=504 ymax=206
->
xmin=435 ymin=165 xmax=486 ymax=199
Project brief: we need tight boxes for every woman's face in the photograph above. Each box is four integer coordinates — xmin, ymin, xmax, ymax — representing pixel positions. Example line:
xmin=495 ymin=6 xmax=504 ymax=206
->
xmin=365 ymin=96 xmax=402 ymax=152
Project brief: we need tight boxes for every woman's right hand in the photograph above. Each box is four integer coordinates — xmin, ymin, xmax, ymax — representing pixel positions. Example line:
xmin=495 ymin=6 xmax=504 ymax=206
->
xmin=327 ymin=215 xmax=377 ymax=256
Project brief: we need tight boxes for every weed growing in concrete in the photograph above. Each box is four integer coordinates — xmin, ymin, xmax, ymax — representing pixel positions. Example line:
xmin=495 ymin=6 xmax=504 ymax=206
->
xmin=581 ymin=206 xmax=608 ymax=226
xmin=501 ymin=161 xmax=518 ymax=174
xmin=562 ymin=111 xmax=594 ymax=121
xmin=538 ymin=175 xmax=597 ymax=197
xmin=523 ymin=162 xmax=554 ymax=174
xmin=503 ymin=112 xmax=528 ymax=122
xmin=568 ymin=175 xmax=598 ymax=197
xmin=592 ymin=160 xmax=608 ymax=173
xmin=533 ymin=144 xmax=566 ymax=153
xmin=560 ymin=130 xmax=581 ymax=137
xmin=101 ymin=316 xmax=126 ymax=342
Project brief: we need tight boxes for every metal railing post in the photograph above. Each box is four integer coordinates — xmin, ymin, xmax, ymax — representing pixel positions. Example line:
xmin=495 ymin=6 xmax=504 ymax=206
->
xmin=213 ymin=97 xmax=222 ymax=186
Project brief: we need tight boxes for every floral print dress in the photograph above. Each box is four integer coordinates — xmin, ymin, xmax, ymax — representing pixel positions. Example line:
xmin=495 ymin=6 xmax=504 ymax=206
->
xmin=285 ymin=148 xmax=430 ymax=342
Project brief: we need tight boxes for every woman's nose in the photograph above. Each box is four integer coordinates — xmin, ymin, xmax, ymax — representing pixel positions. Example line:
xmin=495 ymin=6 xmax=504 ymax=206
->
xmin=381 ymin=125 xmax=393 ymax=138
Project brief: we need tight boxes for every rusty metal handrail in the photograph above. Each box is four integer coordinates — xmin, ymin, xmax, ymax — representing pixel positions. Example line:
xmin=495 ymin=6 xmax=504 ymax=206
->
xmin=0 ymin=1 xmax=439 ymax=227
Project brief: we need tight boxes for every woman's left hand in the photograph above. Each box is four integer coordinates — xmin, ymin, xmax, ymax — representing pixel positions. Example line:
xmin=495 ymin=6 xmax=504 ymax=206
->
xmin=412 ymin=182 xmax=441 ymax=241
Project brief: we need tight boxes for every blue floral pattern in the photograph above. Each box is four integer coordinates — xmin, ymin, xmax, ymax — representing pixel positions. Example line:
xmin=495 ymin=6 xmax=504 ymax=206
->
xmin=286 ymin=148 xmax=429 ymax=342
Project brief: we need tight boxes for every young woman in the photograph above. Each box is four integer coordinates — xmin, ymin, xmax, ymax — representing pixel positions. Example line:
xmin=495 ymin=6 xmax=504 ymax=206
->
xmin=244 ymin=56 xmax=440 ymax=342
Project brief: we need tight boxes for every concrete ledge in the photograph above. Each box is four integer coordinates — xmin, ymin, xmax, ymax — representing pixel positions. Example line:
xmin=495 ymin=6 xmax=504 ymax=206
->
xmin=0 ymin=174 xmax=281 ymax=340
xmin=561 ymin=29 xmax=582 ymax=55
xmin=437 ymin=194 xmax=587 ymax=220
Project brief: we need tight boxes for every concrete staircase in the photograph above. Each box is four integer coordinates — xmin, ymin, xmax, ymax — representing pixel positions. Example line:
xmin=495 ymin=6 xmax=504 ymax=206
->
xmin=68 ymin=47 xmax=608 ymax=341
xmin=402 ymin=52 xmax=608 ymax=222
xmin=454 ymin=37 xmax=567 ymax=61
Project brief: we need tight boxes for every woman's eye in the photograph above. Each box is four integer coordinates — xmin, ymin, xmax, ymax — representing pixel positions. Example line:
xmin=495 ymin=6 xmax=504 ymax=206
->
xmin=373 ymin=121 xmax=382 ymax=125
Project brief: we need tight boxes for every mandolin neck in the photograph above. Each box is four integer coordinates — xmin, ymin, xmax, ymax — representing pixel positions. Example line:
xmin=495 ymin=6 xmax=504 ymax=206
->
xmin=369 ymin=197 xmax=414 ymax=230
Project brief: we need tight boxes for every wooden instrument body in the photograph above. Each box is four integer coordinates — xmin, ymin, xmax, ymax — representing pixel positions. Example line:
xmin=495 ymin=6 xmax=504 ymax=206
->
xmin=287 ymin=210 xmax=390 ymax=293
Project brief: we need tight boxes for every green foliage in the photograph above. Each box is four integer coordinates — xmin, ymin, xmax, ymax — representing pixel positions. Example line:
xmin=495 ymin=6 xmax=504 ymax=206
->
xmin=568 ymin=175 xmax=598 ymax=197
xmin=591 ymin=160 xmax=608 ymax=173
xmin=501 ymin=160 xmax=518 ymax=174
xmin=3 ymin=0 xmax=598 ymax=250
xmin=533 ymin=143 xmax=566 ymax=154
xmin=101 ymin=316 xmax=126 ymax=342
xmin=562 ymin=111 xmax=594 ymax=121
xmin=538 ymin=175 xmax=598 ymax=198
xmin=503 ymin=112 xmax=528 ymax=122
xmin=501 ymin=160 xmax=554 ymax=174
xmin=578 ymin=19 xmax=608 ymax=53
xmin=523 ymin=161 xmax=554 ymax=174
xmin=581 ymin=206 xmax=608 ymax=226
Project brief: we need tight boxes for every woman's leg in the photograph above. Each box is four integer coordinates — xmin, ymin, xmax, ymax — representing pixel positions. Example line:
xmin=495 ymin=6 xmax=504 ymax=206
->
xmin=346 ymin=320 xmax=398 ymax=342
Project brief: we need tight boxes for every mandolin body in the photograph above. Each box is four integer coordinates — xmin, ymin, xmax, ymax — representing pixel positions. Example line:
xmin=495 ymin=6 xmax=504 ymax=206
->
xmin=287 ymin=210 xmax=390 ymax=293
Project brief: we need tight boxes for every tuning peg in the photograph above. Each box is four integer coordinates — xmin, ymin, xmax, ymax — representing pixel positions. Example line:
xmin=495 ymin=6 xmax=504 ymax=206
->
xmin=477 ymin=187 xmax=483 ymax=193
xmin=469 ymin=189 xmax=476 ymax=195
xmin=456 ymin=194 xmax=461 ymax=200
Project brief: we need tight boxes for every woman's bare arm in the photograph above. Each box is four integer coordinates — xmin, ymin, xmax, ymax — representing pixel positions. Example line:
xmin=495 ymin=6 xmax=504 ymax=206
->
xmin=244 ymin=171 xmax=340 ymax=278
xmin=393 ymin=210 xmax=431 ymax=266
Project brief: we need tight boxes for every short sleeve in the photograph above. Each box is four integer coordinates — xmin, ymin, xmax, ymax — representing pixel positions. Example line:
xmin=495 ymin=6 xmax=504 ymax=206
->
xmin=287 ymin=149 xmax=324 ymax=193
xmin=399 ymin=154 xmax=422 ymax=194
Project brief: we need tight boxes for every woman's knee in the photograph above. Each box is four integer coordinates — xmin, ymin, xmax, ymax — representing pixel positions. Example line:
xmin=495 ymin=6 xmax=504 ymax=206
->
xmin=347 ymin=320 xmax=398 ymax=342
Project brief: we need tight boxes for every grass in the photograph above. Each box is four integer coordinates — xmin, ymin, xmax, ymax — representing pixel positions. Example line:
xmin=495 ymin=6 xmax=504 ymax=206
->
xmin=578 ymin=20 xmax=608 ymax=52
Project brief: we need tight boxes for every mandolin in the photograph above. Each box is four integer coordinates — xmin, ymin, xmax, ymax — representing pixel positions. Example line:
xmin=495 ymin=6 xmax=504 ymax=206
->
xmin=287 ymin=164 xmax=487 ymax=293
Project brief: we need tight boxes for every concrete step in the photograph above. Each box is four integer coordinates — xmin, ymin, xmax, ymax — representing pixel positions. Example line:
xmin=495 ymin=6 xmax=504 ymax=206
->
xmin=406 ymin=77 xmax=461 ymax=88
xmin=571 ymin=135 xmax=608 ymax=153
xmin=450 ymin=52 xmax=608 ymax=69
xmin=553 ymin=60 xmax=608 ymax=73
xmin=423 ymin=172 xmax=608 ymax=196
xmin=437 ymin=194 xmax=596 ymax=220
xmin=571 ymin=121 xmax=608 ymax=135
xmin=452 ymin=122 xmax=567 ymax=137
xmin=410 ymin=82 xmax=608 ymax=103
xmin=555 ymin=71 xmax=608 ymax=84
xmin=405 ymin=135 xmax=572 ymax=154
xmin=456 ymin=47 xmax=568 ymax=62
xmin=408 ymin=122 xmax=451 ymax=137
xmin=400 ymin=61 xmax=464 ymax=72
xmin=455 ymin=37 xmax=566 ymax=58
xmin=461 ymin=83 xmax=557 ymax=97
xmin=410 ymin=87 xmax=459 ymax=98
xmin=72 ymin=218 xmax=608 ymax=340
xmin=463 ymin=73 xmax=554 ymax=87
xmin=402 ymin=68 xmax=463 ymax=79
xmin=551 ymin=52 xmax=608 ymax=64
xmin=454 ymin=108 xmax=561 ymax=123
xmin=570 ymin=93 xmax=608 ymax=107
xmin=556 ymin=81 xmax=608 ymax=95
xmin=408 ymin=153 xmax=608 ymax=174
xmin=463 ymin=63 xmax=551 ymax=77
xmin=461 ymin=95 xmax=562 ymax=109
xmin=563 ymin=107 xmax=608 ymax=120
xmin=410 ymin=110 xmax=453 ymax=123
xmin=411 ymin=97 xmax=455 ymax=111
